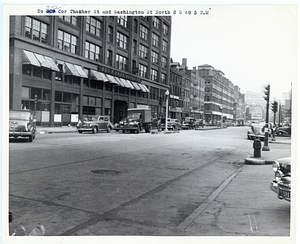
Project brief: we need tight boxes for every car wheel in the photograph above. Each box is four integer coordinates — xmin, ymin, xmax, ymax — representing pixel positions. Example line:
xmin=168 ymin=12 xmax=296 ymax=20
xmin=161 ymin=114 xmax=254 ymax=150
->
xmin=78 ymin=131 xmax=82 ymax=133
xmin=92 ymin=127 xmax=97 ymax=134
xmin=122 ymin=130 xmax=125 ymax=133
xmin=28 ymin=135 xmax=33 ymax=142
xmin=107 ymin=126 xmax=111 ymax=133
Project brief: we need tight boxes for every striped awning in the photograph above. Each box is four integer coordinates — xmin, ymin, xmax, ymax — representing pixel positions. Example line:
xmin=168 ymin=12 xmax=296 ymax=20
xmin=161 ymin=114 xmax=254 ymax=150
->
xmin=74 ymin=65 xmax=88 ymax=78
xmin=114 ymin=77 xmax=127 ymax=87
xmin=138 ymin=84 xmax=148 ymax=93
xmin=22 ymin=50 xmax=40 ymax=67
xmin=34 ymin=53 xmax=51 ymax=69
xmin=120 ymin=78 xmax=134 ymax=89
xmin=140 ymin=84 xmax=150 ymax=93
xmin=105 ymin=74 xmax=120 ymax=85
xmin=131 ymin=81 xmax=142 ymax=90
xmin=44 ymin=56 xmax=60 ymax=71
xmin=65 ymin=62 xmax=81 ymax=77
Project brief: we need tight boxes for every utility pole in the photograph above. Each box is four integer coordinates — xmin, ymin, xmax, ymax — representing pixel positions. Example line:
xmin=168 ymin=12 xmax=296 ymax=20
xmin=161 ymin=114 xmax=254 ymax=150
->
xmin=262 ymin=85 xmax=270 ymax=151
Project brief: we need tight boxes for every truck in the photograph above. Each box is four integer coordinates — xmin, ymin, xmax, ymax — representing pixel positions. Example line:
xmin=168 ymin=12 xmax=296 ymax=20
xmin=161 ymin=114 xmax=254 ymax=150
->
xmin=117 ymin=108 xmax=152 ymax=133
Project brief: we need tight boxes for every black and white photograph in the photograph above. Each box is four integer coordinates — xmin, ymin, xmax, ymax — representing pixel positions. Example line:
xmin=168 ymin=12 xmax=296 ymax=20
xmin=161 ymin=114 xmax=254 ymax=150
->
xmin=1 ymin=2 xmax=298 ymax=244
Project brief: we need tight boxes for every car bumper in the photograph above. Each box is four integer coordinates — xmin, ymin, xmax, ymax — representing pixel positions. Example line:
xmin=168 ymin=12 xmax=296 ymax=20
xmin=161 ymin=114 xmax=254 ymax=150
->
xmin=77 ymin=127 xmax=93 ymax=132
xmin=270 ymin=180 xmax=291 ymax=201
xmin=9 ymin=131 xmax=33 ymax=137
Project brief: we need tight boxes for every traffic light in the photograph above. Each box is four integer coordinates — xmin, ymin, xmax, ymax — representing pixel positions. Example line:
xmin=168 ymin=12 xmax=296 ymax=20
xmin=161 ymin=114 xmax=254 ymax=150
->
xmin=159 ymin=96 xmax=163 ymax=106
xmin=34 ymin=94 xmax=38 ymax=104
xmin=263 ymin=85 xmax=270 ymax=102
xmin=271 ymin=101 xmax=278 ymax=113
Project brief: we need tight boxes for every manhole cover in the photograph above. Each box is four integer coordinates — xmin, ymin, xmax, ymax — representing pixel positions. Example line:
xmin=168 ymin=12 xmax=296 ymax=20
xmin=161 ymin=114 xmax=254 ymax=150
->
xmin=91 ymin=169 xmax=120 ymax=175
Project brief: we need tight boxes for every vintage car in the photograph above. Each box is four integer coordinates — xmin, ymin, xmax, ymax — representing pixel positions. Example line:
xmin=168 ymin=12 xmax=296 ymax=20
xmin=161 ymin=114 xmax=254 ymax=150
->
xmin=160 ymin=118 xmax=181 ymax=130
xmin=270 ymin=157 xmax=291 ymax=202
xmin=247 ymin=122 xmax=271 ymax=140
xmin=77 ymin=115 xmax=114 ymax=133
xmin=182 ymin=117 xmax=196 ymax=129
xmin=9 ymin=110 xmax=36 ymax=142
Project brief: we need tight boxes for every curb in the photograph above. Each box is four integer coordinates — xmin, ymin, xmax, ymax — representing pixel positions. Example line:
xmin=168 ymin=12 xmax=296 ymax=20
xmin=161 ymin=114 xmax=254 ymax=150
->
xmin=245 ymin=157 xmax=274 ymax=165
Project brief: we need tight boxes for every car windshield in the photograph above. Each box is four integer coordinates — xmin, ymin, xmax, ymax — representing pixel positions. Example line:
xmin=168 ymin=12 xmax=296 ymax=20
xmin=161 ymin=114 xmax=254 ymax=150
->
xmin=9 ymin=111 xmax=30 ymax=120
xmin=86 ymin=117 xmax=98 ymax=121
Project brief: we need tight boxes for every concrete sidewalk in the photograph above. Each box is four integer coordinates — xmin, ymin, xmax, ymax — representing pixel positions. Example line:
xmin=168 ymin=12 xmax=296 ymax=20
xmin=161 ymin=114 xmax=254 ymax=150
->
xmin=177 ymin=137 xmax=292 ymax=236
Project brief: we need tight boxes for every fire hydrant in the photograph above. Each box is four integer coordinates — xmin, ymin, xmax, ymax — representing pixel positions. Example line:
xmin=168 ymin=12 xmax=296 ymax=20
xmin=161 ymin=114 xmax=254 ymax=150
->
xmin=253 ymin=138 xmax=261 ymax=158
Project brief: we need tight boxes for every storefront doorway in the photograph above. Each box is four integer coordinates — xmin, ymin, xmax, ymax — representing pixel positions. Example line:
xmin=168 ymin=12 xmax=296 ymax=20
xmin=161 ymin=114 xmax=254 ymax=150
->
xmin=114 ymin=100 xmax=128 ymax=124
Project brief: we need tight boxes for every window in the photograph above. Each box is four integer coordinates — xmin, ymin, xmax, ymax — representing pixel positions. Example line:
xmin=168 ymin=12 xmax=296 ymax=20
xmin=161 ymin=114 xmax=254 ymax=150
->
xmin=133 ymin=19 xmax=138 ymax=33
xmin=133 ymin=40 xmax=137 ymax=54
xmin=140 ymin=25 xmax=148 ymax=40
xmin=150 ymin=87 xmax=159 ymax=100
xmin=117 ymin=32 xmax=128 ymax=50
xmin=162 ymin=40 xmax=168 ymax=52
xmin=107 ymin=50 xmax=113 ymax=66
xmin=85 ymin=41 xmax=101 ymax=61
xmin=86 ymin=16 xmax=102 ymax=37
xmin=117 ymin=16 xmax=128 ymax=28
xmin=138 ymin=64 xmax=147 ymax=78
xmin=25 ymin=16 xmax=48 ymax=44
xmin=161 ymin=73 xmax=167 ymax=84
xmin=139 ymin=44 xmax=148 ymax=59
xmin=58 ymin=30 xmax=78 ymax=54
xmin=152 ymin=33 xmax=159 ymax=47
xmin=150 ymin=69 xmax=158 ymax=81
xmin=153 ymin=17 xmax=160 ymax=29
xmin=108 ymin=26 xmax=113 ymax=42
xmin=163 ymin=23 xmax=169 ymax=35
xmin=59 ymin=16 xmax=78 ymax=26
xmin=151 ymin=51 xmax=159 ymax=63
xmin=162 ymin=56 xmax=167 ymax=68
xmin=116 ymin=54 xmax=128 ymax=71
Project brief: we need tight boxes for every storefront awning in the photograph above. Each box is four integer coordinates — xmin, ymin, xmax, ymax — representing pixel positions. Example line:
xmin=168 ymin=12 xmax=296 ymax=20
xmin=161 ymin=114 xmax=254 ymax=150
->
xmin=121 ymin=78 xmax=134 ymax=89
xmin=98 ymin=72 xmax=109 ymax=82
xmin=65 ymin=62 xmax=81 ymax=77
xmin=105 ymin=74 xmax=120 ymax=85
xmin=131 ymin=81 xmax=142 ymax=90
xmin=34 ymin=53 xmax=51 ymax=69
xmin=44 ymin=56 xmax=60 ymax=71
xmin=74 ymin=65 xmax=88 ymax=78
xmin=114 ymin=77 xmax=127 ymax=88
xmin=22 ymin=50 xmax=41 ymax=67
xmin=138 ymin=84 xmax=147 ymax=92
xmin=140 ymin=84 xmax=150 ymax=93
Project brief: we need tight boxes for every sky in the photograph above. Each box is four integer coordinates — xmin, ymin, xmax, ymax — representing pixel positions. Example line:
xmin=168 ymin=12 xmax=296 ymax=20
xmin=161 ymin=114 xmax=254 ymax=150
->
xmin=170 ymin=5 xmax=297 ymax=100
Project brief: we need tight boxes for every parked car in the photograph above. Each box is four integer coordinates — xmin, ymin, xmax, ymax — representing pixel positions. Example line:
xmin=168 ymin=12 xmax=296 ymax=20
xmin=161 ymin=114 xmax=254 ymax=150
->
xmin=194 ymin=119 xmax=206 ymax=128
xmin=160 ymin=118 xmax=178 ymax=130
xmin=9 ymin=110 xmax=36 ymax=142
xmin=270 ymin=157 xmax=291 ymax=202
xmin=275 ymin=126 xmax=291 ymax=137
xmin=247 ymin=122 xmax=271 ymax=140
xmin=182 ymin=117 xmax=196 ymax=129
xmin=77 ymin=115 xmax=114 ymax=133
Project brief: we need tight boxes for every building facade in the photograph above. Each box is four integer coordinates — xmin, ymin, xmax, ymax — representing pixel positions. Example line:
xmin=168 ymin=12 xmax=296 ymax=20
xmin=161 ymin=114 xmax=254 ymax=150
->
xmin=233 ymin=85 xmax=245 ymax=125
xmin=9 ymin=15 xmax=171 ymax=126
xmin=198 ymin=64 xmax=235 ymax=124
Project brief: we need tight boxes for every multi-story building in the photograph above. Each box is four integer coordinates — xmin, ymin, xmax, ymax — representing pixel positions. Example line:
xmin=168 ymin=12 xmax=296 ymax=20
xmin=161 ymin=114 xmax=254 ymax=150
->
xmin=198 ymin=64 xmax=235 ymax=124
xmin=233 ymin=85 xmax=245 ymax=125
xmin=9 ymin=15 xmax=171 ymax=126
xmin=169 ymin=61 xmax=183 ymax=120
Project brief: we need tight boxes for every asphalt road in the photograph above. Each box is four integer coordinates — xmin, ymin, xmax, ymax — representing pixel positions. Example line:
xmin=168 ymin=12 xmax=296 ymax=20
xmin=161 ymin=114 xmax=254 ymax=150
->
xmin=7 ymin=127 xmax=291 ymax=240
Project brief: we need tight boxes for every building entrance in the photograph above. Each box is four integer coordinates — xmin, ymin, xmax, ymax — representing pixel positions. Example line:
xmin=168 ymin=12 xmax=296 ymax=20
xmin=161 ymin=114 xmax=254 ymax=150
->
xmin=114 ymin=100 xmax=128 ymax=124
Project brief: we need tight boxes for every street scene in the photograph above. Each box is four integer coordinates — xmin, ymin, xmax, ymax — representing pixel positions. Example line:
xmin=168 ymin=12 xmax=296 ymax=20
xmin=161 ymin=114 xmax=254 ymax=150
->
xmin=8 ymin=126 xmax=291 ymax=238
xmin=3 ymin=3 xmax=297 ymax=244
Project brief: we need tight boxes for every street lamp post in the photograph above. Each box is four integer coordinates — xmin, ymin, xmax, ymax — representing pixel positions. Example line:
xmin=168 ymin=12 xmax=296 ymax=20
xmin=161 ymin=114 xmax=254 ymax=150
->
xmin=165 ymin=90 xmax=169 ymax=132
